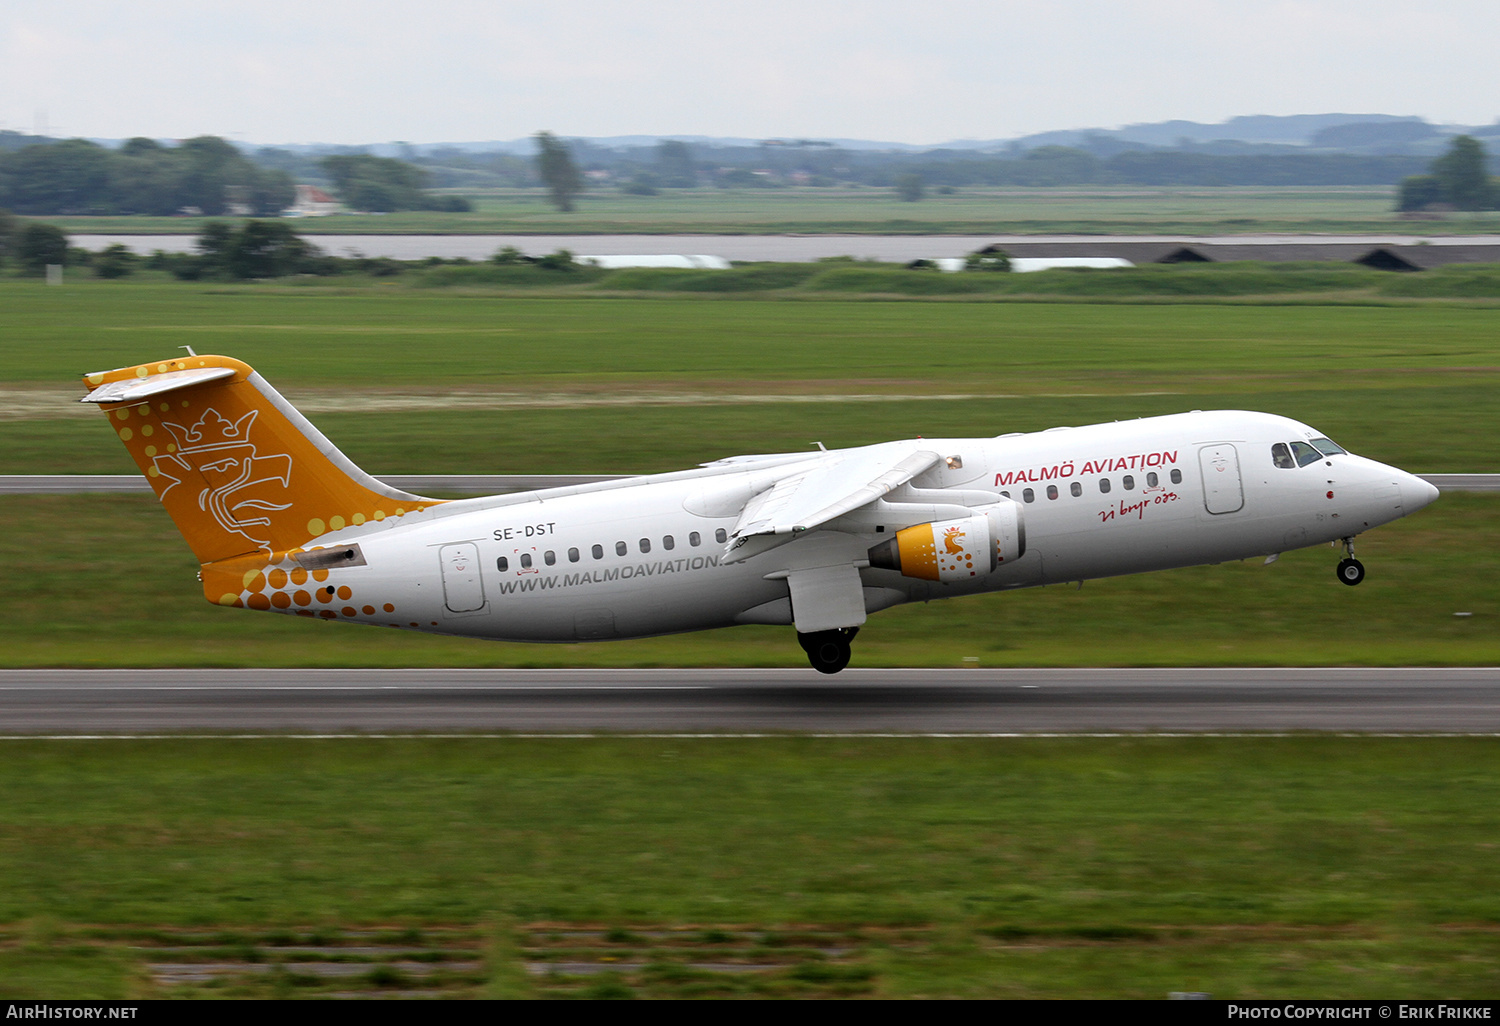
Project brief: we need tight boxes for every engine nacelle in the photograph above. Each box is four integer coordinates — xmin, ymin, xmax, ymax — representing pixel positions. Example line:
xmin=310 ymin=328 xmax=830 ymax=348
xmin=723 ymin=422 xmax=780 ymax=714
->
xmin=866 ymin=502 xmax=1025 ymax=582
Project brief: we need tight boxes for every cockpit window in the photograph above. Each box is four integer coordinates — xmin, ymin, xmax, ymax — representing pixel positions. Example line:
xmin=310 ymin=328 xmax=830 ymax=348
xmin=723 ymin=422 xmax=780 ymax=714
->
xmin=1310 ymin=436 xmax=1346 ymax=456
xmin=1290 ymin=441 xmax=1323 ymax=467
xmin=1271 ymin=442 xmax=1294 ymax=469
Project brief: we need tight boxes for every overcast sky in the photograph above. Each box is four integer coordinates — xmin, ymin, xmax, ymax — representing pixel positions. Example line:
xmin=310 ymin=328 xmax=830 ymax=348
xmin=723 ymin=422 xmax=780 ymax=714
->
xmin=3 ymin=0 xmax=1497 ymax=146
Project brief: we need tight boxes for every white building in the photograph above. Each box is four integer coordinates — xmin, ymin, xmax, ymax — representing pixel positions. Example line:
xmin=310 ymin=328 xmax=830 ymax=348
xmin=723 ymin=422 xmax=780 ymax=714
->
xmin=284 ymin=185 xmax=343 ymax=218
xmin=577 ymin=254 xmax=731 ymax=270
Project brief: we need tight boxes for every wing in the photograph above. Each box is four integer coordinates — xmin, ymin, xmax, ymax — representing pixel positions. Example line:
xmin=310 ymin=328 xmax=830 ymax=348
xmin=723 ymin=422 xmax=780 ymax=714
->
xmin=722 ymin=443 xmax=942 ymax=563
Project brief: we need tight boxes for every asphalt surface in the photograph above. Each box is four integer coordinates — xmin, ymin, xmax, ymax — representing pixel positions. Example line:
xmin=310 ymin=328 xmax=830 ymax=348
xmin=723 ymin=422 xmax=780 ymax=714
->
xmin=1 ymin=667 xmax=1497 ymax=735
xmin=0 ymin=473 xmax=1493 ymax=495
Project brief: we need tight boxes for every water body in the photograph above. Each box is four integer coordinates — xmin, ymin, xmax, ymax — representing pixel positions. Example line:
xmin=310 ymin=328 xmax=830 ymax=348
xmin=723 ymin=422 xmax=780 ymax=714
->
xmin=72 ymin=233 xmax=1500 ymax=263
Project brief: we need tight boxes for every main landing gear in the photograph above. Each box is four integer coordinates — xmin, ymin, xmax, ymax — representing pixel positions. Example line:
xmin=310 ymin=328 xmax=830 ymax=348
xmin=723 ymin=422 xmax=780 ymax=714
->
xmin=798 ymin=627 xmax=859 ymax=674
xmin=1336 ymin=536 xmax=1365 ymax=587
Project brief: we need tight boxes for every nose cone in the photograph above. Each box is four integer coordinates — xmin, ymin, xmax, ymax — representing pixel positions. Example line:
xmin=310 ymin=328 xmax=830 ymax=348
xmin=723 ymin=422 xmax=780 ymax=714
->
xmin=1404 ymin=473 xmax=1441 ymax=512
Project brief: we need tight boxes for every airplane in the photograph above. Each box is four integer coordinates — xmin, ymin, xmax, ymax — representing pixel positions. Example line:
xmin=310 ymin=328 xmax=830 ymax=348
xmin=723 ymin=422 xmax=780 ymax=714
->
xmin=81 ymin=354 xmax=1440 ymax=673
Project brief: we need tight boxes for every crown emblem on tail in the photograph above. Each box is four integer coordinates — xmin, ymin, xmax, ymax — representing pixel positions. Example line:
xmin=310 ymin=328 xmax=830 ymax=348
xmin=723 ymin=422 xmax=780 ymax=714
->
xmin=154 ymin=407 xmax=293 ymax=550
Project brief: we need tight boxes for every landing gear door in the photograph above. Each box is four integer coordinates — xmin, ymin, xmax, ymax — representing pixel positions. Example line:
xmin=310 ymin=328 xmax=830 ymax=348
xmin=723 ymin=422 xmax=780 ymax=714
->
xmin=439 ymin=542 xmax=487 ymax=614
xmin=1198 ymin=444 xmax=1244 ymax=515
xmin=787 ymin=564 xmax=868 ymax=634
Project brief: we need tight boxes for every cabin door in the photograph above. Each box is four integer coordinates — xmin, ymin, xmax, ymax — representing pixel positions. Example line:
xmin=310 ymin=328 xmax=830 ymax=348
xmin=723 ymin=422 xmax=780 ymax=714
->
xmin=439 ymin=542 xmax=487 ymax=612
xmin=1198 ymin=444 xmax=1244 ymax=514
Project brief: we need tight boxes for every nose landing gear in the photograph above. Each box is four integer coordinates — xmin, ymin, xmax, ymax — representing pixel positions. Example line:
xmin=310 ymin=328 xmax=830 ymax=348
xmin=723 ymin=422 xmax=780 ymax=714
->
xmin=1336 ymin=536 xmax=1365 ymax=586
xmin=798 ymin=627 xmax=859 ymax=674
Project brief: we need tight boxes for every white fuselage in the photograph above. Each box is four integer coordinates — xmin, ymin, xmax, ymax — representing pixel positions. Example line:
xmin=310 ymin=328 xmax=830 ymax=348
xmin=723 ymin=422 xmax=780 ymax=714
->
xmin=291 ymin=411 xmax=1438 ymax=642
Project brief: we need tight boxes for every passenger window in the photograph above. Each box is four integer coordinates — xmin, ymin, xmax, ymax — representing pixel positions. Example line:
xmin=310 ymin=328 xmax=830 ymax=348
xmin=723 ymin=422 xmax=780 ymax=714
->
xmin=520 ymin=553 xmax=532 ymax=569
xmin=615 ymin=541 xmax=627 ymax=556
xmin=663 ymin=535 xmax=674 ymax=550
xmin=1272 ymin=442 xmax=1295 ymax=469
xmin=568 ymin=547 xmax=580 ymax=563
xmin=592 ymin=544 xmax=604 ymax=560
xmin=1000 ymin=490 xmax=1011 ymax=499
xmin=1023 ymin=488 xmax=1035 ymax=503
xmin=1170 ymin=469 xmax=1182 ymax=484
xmin=1046 ymin=484 xmax=1058 ymax=500
xmin=689 ymin=532 xmax=701 ymax=546
xmin=1069 ymin=482 xmax=1082 ymax=497
xmin=544 ymin=550 xmax=556 ymax=566
xmin=1291 ymin=441 xmax=1322 ymax=467
xmin=715 ymin=528 xmax=727 ymax=543
xmin=496 ymin=556 xmax=509 ymax=571
xmin=639 ymin=538 xmax=651 ymax=553
xmin=1146 ymin=472 xmax=1158 ymax=487
xmin=1100 ymin=478 xmax=1111 ymax=494
xmin=1123 ymin=475 xmax=1135 ymax=490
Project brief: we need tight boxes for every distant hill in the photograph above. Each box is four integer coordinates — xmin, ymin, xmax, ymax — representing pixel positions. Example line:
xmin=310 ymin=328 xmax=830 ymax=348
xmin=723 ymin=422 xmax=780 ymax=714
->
xmin=1007 ymin=114 xmax=1464 ymax=156
xmin=361 ymin=114 xmax=1489 ymax=158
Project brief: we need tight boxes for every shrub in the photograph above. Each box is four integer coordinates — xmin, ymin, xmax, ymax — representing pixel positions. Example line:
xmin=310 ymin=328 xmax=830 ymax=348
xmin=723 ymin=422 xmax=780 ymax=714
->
xmin=92 ymin=243 xmax=138 ymax=278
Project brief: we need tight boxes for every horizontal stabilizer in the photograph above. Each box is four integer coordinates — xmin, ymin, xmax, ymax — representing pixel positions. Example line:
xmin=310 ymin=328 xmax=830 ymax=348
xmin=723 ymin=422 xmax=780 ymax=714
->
xmin=80 ymin=367 xmax=236 ymax=405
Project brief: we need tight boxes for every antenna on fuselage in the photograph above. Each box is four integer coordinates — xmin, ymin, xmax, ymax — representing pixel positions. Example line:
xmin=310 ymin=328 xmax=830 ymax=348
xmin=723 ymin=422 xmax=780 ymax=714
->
xmin=180 ymin=345 xmax=197 ymax=357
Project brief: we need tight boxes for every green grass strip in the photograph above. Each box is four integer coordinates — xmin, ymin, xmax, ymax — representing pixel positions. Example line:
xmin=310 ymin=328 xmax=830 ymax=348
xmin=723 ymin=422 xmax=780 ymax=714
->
xmin=2 ymin=736 xmax=1500 ymax=997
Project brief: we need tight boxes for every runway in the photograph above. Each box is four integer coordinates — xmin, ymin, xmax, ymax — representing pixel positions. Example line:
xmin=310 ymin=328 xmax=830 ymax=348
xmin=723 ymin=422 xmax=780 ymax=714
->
xmin=1 ymin=667 xmax=1497 ymax=735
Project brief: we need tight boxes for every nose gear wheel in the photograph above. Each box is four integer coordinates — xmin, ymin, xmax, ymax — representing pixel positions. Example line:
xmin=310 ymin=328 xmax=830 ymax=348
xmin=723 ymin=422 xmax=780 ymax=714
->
xmin=1335 ymin=537 xmax=1365 ymax=586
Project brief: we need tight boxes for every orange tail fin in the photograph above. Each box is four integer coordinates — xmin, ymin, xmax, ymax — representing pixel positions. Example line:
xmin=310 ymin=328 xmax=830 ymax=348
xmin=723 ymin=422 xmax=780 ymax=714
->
xmin=81 ymin=355 xmax=439 ymax=567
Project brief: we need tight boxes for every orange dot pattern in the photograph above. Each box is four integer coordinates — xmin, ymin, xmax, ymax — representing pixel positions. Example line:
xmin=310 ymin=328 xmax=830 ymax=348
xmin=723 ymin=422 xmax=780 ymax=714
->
xmin=198 ymin=548 xmax=412 ymax=628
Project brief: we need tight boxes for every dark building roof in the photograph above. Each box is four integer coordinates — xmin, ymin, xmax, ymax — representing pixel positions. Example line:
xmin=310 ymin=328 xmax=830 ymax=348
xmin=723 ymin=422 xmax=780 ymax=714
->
xmin=1359 ymin=245 xmax=1500 ymax=271
xmin=975 ymin=241 xmax=1500 ymax=271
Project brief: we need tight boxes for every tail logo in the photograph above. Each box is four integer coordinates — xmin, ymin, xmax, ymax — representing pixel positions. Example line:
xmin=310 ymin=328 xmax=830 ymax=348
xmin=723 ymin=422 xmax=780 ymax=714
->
xmin=154 ymin=407 xmax=293 ymax=550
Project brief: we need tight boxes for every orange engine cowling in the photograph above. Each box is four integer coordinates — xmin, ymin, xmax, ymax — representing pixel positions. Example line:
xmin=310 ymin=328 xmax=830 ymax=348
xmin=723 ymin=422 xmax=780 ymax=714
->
xmin=866 ymin=502 xmax=1025 ymax=582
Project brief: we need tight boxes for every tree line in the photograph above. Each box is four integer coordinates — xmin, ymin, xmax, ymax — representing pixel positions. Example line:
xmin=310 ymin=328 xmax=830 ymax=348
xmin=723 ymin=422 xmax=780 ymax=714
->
xmin=538 ymin=139 xmax=1440 ymax=191
xmin=0 ymin=136 xmax=294 ymax=216
xmin=3 ymin=130 xmax=1496 ymax=218
xmin=522 ymin=134 xmax=1446 ymax=208
xmin=525 ymin=135 xmax=1449 ymax=208
xmin=0 ymin=136 xmax=470 ymax=216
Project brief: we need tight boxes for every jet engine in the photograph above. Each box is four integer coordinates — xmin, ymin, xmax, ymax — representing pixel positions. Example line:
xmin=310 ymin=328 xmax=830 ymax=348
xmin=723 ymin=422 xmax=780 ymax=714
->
xmin=866 ymin=501 xmax=1025 ymax=582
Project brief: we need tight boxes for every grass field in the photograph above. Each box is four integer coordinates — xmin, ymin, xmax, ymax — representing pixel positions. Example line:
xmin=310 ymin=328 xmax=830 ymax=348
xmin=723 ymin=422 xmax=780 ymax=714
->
xmin=2 ymin=736 xmax=1500 ymax=998
xmin=38 ymin=184 xmax=1500 ymax=236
